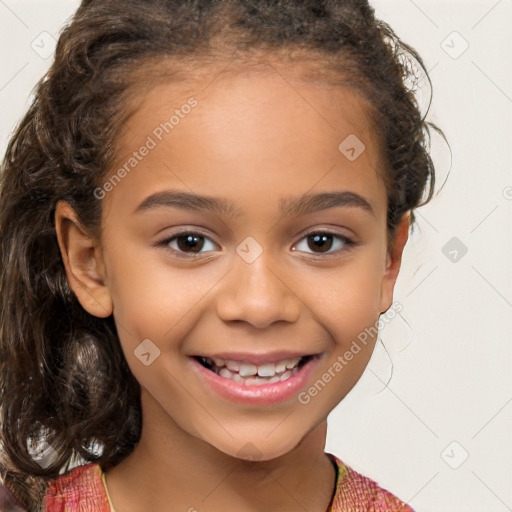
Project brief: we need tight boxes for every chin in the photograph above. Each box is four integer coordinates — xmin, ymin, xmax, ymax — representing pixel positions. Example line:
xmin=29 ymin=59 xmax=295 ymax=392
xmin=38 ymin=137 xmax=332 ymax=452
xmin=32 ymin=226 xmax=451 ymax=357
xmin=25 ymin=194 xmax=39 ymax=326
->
xmin=204 ymin=429 xmax=305 ymax=463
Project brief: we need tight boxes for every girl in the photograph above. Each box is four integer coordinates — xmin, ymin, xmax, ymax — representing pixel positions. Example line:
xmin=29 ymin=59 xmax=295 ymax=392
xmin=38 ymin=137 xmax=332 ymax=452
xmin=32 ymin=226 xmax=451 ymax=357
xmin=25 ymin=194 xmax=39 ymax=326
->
xmin=0 ymin=0 xmax=444 ymax=510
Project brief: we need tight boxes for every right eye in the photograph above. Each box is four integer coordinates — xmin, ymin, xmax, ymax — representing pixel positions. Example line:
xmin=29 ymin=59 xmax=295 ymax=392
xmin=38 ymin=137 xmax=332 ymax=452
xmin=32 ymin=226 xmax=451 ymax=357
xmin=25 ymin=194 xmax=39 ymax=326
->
xmin=156 ymin=230 xmax=219 ymax=259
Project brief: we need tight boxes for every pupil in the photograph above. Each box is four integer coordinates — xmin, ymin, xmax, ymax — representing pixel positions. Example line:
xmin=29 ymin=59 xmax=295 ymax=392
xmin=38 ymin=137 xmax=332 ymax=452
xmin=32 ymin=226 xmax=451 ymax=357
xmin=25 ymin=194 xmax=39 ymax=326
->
xmin=177 ymin=235 xmax=203 ymax=253
xmin=308 ymin=234 xmax=332 ymax=253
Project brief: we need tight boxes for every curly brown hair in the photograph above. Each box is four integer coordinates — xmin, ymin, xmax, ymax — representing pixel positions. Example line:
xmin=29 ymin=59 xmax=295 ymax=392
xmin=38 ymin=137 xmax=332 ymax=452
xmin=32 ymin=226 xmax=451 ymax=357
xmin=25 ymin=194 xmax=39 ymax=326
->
xmin=0 ymin=0 xmax=446 ymax=509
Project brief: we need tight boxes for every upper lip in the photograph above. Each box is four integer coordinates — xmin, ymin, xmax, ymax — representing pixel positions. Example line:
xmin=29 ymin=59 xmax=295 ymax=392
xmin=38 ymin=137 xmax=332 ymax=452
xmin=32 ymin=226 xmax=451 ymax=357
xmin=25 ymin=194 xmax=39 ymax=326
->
xmin=192 ymin=351 xmax=318 ymax=365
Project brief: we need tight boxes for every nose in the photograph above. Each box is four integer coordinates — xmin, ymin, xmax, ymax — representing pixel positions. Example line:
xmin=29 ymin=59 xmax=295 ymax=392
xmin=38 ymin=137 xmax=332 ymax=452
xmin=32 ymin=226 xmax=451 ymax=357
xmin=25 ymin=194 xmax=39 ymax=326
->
xmin=215 ymin=251 xmax=301 ymax=329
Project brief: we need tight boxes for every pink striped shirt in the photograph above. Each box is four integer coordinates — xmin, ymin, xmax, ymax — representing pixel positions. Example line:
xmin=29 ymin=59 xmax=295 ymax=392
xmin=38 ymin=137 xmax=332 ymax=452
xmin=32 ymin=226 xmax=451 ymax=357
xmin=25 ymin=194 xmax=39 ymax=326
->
xmin=42 ymin=453 xmax=414 ymax=511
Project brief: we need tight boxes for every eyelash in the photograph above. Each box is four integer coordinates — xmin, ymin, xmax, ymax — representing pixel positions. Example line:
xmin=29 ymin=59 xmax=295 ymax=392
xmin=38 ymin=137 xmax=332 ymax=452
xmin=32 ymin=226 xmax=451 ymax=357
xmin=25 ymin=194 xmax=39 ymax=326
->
xmin=155 ymin=229 xmax=357 ymax=260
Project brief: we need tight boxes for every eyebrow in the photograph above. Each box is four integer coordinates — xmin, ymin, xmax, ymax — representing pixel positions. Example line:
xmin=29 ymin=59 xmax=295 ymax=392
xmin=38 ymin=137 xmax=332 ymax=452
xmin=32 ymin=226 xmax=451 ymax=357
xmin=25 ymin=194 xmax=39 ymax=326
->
xmin=134 ymin=189 xmax=375 ymax=218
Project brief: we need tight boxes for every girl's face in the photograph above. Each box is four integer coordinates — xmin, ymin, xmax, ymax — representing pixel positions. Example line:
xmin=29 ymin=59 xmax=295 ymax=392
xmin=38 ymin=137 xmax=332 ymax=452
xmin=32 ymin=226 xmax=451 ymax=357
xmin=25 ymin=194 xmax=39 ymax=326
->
xmin=59 ymin=61 xmax=408 ymax=462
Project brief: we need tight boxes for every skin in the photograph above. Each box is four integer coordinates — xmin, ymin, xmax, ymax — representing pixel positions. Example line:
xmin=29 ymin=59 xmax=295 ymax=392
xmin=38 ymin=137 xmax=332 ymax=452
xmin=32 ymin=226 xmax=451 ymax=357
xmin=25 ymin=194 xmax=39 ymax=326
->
xmin=55 ymin=57 xmax=410 ymax=512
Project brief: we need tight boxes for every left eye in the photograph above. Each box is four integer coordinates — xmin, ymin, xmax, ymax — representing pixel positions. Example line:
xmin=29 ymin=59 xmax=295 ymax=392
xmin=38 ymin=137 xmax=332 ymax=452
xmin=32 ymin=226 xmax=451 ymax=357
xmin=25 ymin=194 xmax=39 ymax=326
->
xmin=293 ymin=231 xmax=355 ymax=256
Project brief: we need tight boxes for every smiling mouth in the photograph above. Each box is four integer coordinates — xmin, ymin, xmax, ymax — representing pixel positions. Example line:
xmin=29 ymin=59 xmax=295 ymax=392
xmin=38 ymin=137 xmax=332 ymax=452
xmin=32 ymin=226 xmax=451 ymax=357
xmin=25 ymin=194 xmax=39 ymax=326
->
xmin=193 ymin=355 xmax=314 ymax=386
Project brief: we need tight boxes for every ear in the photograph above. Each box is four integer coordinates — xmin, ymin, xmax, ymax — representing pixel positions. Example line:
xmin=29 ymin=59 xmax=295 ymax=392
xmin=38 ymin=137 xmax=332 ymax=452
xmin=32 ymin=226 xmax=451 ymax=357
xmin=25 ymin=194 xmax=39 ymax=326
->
xmin=379 ymin=212 xmax=410 ymax=315
xmin=54 ymin=200 xmax=113 ymax=318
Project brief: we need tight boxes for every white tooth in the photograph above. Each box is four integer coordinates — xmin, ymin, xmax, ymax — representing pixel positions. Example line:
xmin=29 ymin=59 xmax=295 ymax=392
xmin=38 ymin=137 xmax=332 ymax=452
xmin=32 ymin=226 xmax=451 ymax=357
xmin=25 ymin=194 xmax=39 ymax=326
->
xmin=232 ymin=373 xmax=244 ymax=383
xmin=268 ymin=376 xmax=281 ymax=383
xmin=226 ymin=360 xmax=240 ymax=372
xmin=214 ymin=358 xmax=225 ymax=366
xmin=275 ymin=361 xmax=287 ymax=374
xmin=219 ymin=368 xmax=234 ymax=379
xmin=239 ymin=363 xmax=258 ymax=377
xmin=279 ymin=370 xmax=292 ymax=381
xmin=285 ymin=358 xmax=301 ymax=369
xmin=243 ymin=377 xmax=259 ymax=386
xmin=257 ymin=363 xmax=275 ymax=377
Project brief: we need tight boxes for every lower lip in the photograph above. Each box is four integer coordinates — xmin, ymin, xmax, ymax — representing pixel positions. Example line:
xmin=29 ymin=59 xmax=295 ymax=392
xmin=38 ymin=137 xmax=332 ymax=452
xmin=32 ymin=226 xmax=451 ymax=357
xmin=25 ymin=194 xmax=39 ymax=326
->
xmin=189 ymin=356 xmax=319 ymax=406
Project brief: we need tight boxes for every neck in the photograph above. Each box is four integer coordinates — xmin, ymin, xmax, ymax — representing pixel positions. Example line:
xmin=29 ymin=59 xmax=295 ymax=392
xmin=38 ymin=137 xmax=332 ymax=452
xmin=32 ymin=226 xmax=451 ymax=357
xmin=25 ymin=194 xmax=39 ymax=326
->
xmin=104 ymin=388 xmax=337 ymax=512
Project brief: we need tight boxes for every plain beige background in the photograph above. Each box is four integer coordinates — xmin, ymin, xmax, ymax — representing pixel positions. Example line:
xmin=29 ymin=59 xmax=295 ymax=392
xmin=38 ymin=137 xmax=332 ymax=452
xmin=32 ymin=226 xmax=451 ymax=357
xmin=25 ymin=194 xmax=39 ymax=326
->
xmin=1 ymin=1 xmax=511 ymax=511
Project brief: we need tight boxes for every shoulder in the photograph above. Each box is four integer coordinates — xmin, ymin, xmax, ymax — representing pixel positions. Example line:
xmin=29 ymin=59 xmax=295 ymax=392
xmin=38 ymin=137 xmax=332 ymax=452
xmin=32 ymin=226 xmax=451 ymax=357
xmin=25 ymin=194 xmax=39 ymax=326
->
xmin=43 ymin=462 xmax=111 ymax=512
xmin=0 ymin=481 xmax=27 ymax=512
xmin=328 ymin=453 xmax=415 ymax=512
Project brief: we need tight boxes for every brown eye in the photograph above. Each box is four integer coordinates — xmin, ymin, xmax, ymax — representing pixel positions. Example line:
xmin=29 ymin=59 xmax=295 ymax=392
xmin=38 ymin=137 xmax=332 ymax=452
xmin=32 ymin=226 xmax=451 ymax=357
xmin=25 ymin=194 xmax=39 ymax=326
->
xmin=175 ymin=234 xmax=206 ymax=253
xmin=293 ymin=231 xmax=355 ymax=257
xmin=307 ymin=234 xmax=334 ymax=253
xmin=158 ymin=230 xmax=217 ymax=258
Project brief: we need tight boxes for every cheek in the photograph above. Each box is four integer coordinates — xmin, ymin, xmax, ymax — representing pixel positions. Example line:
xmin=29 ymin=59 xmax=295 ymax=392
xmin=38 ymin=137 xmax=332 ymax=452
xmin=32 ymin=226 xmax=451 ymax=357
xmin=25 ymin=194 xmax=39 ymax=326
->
xmin=299 ymin=251 xmax=384 ymax=345
xmin=105 ymin=247 xmax=228 ymax=403
xmin=107 ymin=244 xmax=204 ymax=335
xmin=294 ymin=254 xmax=385 ymax=410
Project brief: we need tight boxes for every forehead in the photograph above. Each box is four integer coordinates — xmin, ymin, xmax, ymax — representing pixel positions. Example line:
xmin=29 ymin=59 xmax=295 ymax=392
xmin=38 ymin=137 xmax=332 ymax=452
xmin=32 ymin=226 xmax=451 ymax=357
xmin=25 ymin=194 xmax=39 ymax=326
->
xmin=103 ymin=60 xmax=388 ymax=223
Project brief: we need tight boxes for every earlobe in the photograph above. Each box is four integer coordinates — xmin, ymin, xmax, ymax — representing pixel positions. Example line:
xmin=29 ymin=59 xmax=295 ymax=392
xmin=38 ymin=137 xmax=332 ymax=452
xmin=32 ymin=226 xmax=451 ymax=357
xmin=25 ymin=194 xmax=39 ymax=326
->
xmin=379 ymin=212 xmax=410 ymax=314
xmin=54 ymin=201 xmax=113 ymax=318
